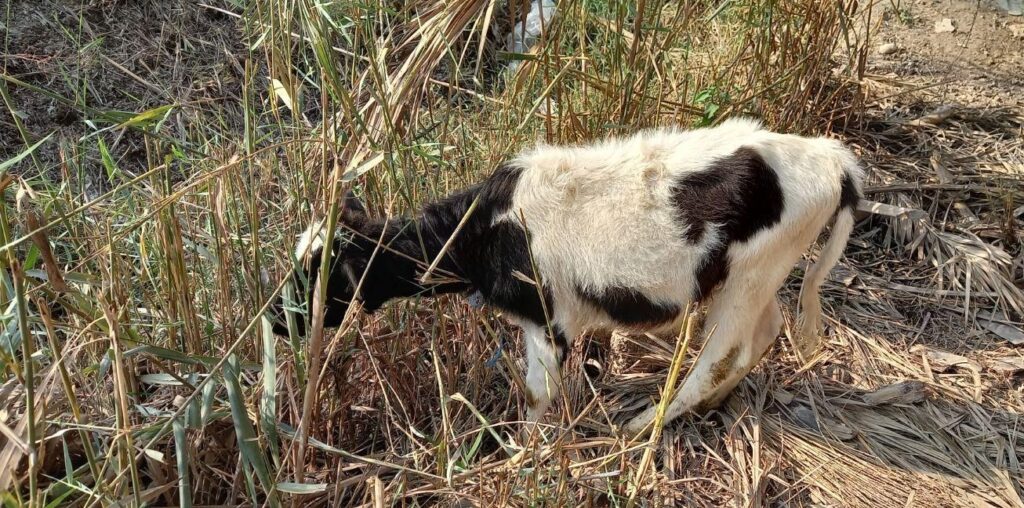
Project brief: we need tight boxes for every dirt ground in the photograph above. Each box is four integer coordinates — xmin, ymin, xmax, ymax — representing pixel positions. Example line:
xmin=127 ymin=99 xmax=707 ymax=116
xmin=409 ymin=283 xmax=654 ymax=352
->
xmin=1 ymin=0 xmax=246 ymax=182
xmin=871 ymin=0 xmax=1023 ymax=107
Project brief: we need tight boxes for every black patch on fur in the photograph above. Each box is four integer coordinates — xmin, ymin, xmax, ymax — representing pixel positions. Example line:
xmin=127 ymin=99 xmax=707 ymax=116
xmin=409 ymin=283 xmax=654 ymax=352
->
xmin=271 ymin=242 xmax=355 ymax=337
xmin=839 ymin=171 xmax=860 ymax=211
xmin=272 ymin=242 xmax=348 ymax=335
xmin=272 ymin=217 xmax=464 ymax=337
xmin=302 ymin=246 xmax=355 ymax=328
xmin=338 ymin=219 xmax=467 ymax=312
xmin=360 ymin=165 xmax=525 ymax=305
xmin=421 ymin=163 xmax=558 ymax=327
xmin=693 ymin=245 xmax=729 ymax=302
xmin=575 ymin=284 xmax=680 ymax=327
xmin=671 ymin=147 xmax=785 ymax=244
xmin=549 ymin=325 xmax=569 ymax=365
xmin=479 ymin=163 xmax=521 ymax=212
xmin=671 ymin=147 xmax=785 ymax=300
xmin=454 ymin=220 xmax=555 ymax=325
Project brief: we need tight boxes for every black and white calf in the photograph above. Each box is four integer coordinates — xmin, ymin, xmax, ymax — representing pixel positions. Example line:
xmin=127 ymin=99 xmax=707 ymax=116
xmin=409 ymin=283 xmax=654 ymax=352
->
xmin=273 ymin=118 xmax=863 ymax=434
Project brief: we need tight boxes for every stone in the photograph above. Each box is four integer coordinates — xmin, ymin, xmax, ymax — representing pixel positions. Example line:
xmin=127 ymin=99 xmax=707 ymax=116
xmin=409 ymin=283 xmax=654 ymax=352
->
xmin=934 ymin=18 xmax=956 ymax=33
xmin=878 ymin=43 xmax=899 ymax=55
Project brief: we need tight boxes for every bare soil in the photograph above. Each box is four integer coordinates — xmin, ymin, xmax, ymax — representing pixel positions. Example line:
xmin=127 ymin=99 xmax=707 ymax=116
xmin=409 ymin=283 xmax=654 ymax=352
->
xmin=871 ymin=0 xmax=1024 ymax=108
xmin=1 ymin=0 xmax=246 ymax=181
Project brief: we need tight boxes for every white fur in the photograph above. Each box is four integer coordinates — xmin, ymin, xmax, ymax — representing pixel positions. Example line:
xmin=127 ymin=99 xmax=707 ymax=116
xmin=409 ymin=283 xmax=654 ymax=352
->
xmin=500 ymin=118 xmax=862 ymax=432
xmin=294 ymin=218 xmax=329 ymax=260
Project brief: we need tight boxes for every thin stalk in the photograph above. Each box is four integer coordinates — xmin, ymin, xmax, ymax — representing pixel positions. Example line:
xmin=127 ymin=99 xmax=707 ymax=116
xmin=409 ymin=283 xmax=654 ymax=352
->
xmin=0 ymin=190 xmax=39 ymax=505
xmin=38 ymin=302 xmax=102 ymax=490
xmin=100 ymin=298 xmax=142 ymax=505
xmin=626 ymin=306 xmax=695 ymax=506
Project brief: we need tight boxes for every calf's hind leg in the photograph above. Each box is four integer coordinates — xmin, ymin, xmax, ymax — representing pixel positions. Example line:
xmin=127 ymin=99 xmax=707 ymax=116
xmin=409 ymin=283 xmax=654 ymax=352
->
xmin=698 ymin=296 xmax=782 ymax=410
xmin=622 ymin=291 xmax=782 ymax=436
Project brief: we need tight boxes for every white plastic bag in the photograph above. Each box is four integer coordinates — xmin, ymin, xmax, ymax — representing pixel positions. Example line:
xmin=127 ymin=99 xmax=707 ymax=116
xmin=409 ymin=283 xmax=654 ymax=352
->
xmin=508 ymin=0 xmax=557 ymax=54
xmin=506 ymin=0 xmax=557 ymax=73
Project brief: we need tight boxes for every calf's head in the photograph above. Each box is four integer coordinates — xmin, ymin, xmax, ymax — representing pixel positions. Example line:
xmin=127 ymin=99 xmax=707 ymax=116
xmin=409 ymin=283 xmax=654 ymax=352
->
xmin=270 ymin=192 xmax=455 ymax=336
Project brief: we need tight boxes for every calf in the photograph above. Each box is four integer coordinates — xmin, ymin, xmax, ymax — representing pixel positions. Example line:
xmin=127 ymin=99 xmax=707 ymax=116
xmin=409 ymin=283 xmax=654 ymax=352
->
xmin=273 ymin=118 xmax=863 ymax=434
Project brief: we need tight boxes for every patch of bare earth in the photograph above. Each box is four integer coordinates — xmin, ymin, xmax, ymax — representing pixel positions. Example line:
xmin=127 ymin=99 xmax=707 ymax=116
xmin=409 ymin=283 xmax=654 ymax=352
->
xmin=1 ymin=0 xmax=246 ymax=183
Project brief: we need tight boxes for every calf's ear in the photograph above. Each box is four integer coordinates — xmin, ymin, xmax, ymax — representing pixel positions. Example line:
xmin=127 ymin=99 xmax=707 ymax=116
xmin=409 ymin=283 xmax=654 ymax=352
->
xmin=341 ymin=189 xmax=367 ymax=223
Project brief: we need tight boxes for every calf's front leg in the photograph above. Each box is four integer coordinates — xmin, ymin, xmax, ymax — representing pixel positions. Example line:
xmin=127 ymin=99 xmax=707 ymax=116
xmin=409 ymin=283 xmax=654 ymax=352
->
xmin=521 ymin=322 xmax=567 ymax=422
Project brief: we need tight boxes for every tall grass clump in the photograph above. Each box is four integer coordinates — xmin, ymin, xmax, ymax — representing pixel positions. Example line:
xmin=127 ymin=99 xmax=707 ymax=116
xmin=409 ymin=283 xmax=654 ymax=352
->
xmin=1 ymin=0 xmax=876 ymax=505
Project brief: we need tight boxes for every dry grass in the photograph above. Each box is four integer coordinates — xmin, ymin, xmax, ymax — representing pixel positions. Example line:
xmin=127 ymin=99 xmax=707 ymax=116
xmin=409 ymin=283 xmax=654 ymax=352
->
xmin=0 ymin=0 xmax=1022 ymax=506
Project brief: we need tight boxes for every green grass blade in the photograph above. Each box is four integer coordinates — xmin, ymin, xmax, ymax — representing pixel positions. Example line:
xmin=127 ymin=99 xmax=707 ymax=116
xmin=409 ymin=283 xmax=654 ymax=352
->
xmin=223 ymin=354 xmax=280 ymax=507
xmin=96 ymin=138 xmax=123 ymax=183
xmin=0 ymin=132 xmax=52 ymax=174
xmin=259 ymin=315 xmax=280 ymax=468
xmin=172 ymin=416 xmax=192 ymax=508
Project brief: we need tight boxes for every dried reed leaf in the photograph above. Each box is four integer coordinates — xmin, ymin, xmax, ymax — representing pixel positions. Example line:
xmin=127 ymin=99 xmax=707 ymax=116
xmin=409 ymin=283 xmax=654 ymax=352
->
xmin=910 ymin=345 xmax=979 ymax=373
xmin=857 ymin=199 xmax=927 ymax=220
xmin=977 ymin=310 xmax=1024 ymax=345
xmin=24 ymin=208 xmax=68 ymax=292
xmin=861 ymin=380 xmax=929 ymax=406
xmin=985 ymin=356 xmax=1024 ymax=374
